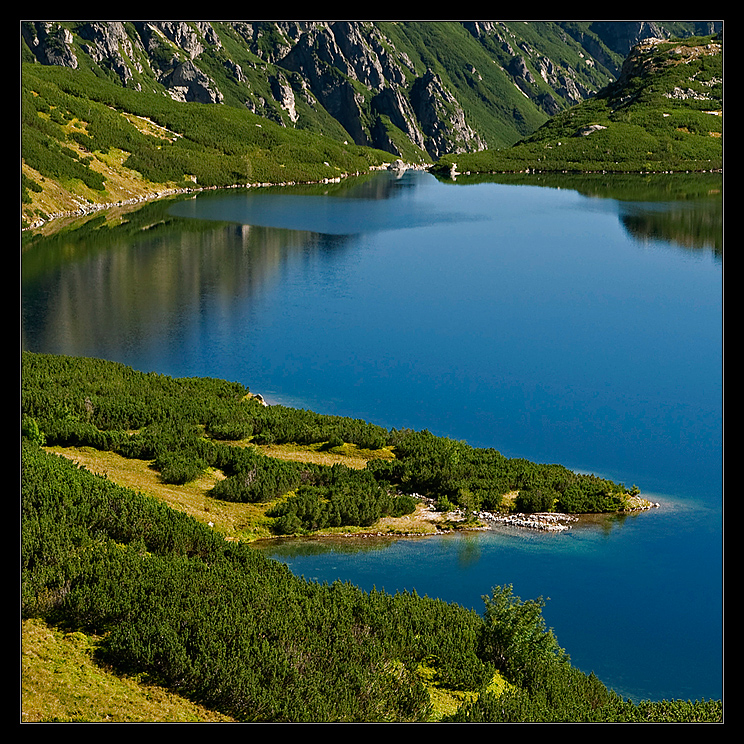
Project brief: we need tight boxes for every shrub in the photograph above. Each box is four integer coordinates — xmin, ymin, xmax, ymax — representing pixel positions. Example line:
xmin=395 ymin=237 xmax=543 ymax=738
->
xmin=154 ymin=451 xmax=208 ymax=485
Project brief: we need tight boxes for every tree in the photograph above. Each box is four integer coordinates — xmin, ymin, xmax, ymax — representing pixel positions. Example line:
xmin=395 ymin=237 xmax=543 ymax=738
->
xmin=479 ymin=585 xmax=568 ymax=687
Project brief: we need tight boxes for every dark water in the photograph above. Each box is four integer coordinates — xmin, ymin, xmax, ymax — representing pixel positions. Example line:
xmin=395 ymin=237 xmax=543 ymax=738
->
xmin=21 ymin=170 xmax=722 ymax=703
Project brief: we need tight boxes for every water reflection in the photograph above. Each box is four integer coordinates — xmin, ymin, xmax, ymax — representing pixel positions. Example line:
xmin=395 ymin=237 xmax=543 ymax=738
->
xmin=255 ymin=534 xmax=416 ymax=558
xmin=618 ymin=200 xmax=722 ymax=258
xmin=444 ymin=171 xmax=722 ymax=257
xmin=21 ymin=201 xmax=362 ymax=359
xmin=168 ymin=181 xmax=482 ymax=236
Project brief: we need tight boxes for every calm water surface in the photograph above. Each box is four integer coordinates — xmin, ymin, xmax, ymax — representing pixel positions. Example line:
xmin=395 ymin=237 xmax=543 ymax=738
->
xmin=21 ymin=170 xmax=722 ymax=703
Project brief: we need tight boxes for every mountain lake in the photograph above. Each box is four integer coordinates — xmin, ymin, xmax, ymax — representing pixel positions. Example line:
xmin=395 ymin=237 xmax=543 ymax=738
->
xmin=21 ymin=168 xmax=723 ymax=704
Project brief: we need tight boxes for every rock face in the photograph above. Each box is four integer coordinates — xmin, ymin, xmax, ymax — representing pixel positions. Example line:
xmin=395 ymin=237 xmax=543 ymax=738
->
xmin=22 ymin=22 xmax=79 ymax=69
xmin=163 ymin=59 xmax=223 ymax=104
xmin=270 ymin=21 xmax=484 ymax=158
xmin=408 ymin=70 xmax=487 ymax=157
xmin=21 ymin=21 xmax=722 ymax=160
xmin=77 ymin=22 xmax=145 ymax=86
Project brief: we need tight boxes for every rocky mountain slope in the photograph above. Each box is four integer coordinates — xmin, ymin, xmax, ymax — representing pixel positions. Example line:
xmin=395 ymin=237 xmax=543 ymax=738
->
xmin=22 ymin=21 xmax=721 ymax=160
xmin=433 ymin=32 xmax=722 ymax=176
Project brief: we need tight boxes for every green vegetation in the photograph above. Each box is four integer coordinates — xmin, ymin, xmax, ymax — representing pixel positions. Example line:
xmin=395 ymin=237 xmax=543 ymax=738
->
xmin=377 ymin=21 xmax=552 ymax=147
xmin=22 ymin=61 xmax=391 ymax=186
xmin=379 ymin=21 xmax=623 ymax=145
xmin=435 ymin=35 xmax=722 ymax=176
xmin=21 ymin=24 xmax=724 ymax=720
xmin=21 ymin=430 xmax=721 ymax=721
xmin=22 ymin=352 xmax=644 ymax=533
xmin=21 ymin=62 xmax=393 ymax=228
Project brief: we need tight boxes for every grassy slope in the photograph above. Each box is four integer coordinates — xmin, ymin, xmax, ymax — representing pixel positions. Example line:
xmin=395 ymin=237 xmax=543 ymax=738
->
xmin=21 ymin=62 xmax=393 ymax=230
xmin=434 ymin=35 xmax=722 ymax=176
xmin=22 ymin=617 xmax=236 ymax=723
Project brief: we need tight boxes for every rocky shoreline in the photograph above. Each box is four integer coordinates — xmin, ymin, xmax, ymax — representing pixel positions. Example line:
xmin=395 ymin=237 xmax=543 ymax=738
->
xmin=252 ymin=492 xmax=664 ymax=544
xmin=326 ymin=494 xmax=662 ymax=541
xmin=475 ymin=511 xmax=578 ymax=532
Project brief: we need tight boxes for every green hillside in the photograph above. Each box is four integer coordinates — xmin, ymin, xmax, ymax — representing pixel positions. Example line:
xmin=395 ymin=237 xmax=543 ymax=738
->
xmin=435 ymin=35 xmax=722 ymax=176
xmin=21 ymin=353 xmax=722 ymax=722
xmin=21 ymin=62 xmax=394 ymax=229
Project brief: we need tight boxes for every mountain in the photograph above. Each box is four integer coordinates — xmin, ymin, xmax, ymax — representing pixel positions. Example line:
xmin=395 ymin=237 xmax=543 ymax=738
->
xmin=22 ymin=21 xmax=720 ymax=152
xmin=433 ymin=31 xmax=723 ymax=176
xmin=21 ymin=21 xmax=722 ymax=229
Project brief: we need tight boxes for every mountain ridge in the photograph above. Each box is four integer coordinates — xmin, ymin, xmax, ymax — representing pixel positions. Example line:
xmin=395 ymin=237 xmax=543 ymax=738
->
xmin=22 ymin=21 xmax=720 ymax=154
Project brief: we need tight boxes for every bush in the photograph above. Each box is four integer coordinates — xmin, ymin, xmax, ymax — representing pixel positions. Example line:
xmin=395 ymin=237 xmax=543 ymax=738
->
xmin=154 ymin=451 xmax=208 ymax=485
xmin=21 ymin=415 xmax=45 ymax=446
xmin=390 ymin=494 xmax=417 ymax=517
xmin=515 ymin=488 xmax=554 ymax=513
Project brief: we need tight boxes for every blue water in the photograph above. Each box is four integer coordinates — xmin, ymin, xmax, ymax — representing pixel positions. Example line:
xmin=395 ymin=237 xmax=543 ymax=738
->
xmin=21 ymin=170 xmax=722 ymax=703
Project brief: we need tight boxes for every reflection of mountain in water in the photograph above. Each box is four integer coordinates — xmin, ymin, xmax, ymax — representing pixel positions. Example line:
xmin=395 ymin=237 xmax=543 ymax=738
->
xmin=21 ymin=197 xmax=357 ymax=358
xmin=618 ymin=201 xmax=722 ymax=259
xmin=22 ymin=172 xmax=428 ymax=360
xmin=441 ymin=171 xmax=723 ymax=258
xmin=22 ymin=169 xmax=722 ymax=363
xmin=169 ymin=170 xmax=474 ymax=236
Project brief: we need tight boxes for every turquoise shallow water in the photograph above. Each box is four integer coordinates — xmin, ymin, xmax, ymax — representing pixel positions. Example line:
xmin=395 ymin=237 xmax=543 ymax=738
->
xmin=22 ymin=170 xmax=723 ymax=702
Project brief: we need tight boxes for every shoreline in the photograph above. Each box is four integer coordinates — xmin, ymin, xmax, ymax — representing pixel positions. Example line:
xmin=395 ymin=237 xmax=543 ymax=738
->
xmin=22 ymin=160 xmax=428 ymax=234
xmin=257 ymin=495 xmax=662 ymax=544
xmin=22 ymin=160 xmax=718 ymax=235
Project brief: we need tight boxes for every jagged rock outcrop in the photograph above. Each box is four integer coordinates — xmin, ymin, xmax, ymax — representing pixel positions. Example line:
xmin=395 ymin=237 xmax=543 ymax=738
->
xmin=269 ymin=73 xmax=299 ymax=124
xmin=77 ymin=22 xmax=144 ymax=86
xmin=133 ymin=22 xmax=224 ymax=103
xmin=22 ymin=22 xmax=78 ymax=69
xmin=148 ymin=20 xmax=220 ymax=59
xmin=163 ymin=59 xmax=223 ymax=104
xmin=371 ymin=86 xmax=427 ymax=153
xmin=409 ymin=70 xmax=486 ymax=158
xmin=274 ymin=22 xmax=424 ymax=152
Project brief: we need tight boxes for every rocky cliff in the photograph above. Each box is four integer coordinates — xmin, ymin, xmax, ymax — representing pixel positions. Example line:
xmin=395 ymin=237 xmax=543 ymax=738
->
xmin=21 ymin=21 xmax=722 ymax=161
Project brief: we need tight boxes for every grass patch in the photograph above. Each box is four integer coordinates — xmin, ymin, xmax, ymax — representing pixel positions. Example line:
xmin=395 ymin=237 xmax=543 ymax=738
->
xmin=45 ymin=445 xmax=275 ymax=542
xmin=21 ymin=617 xmax=235 ymax=722
xmin=258 ymin=440 xmax=394 ymax=470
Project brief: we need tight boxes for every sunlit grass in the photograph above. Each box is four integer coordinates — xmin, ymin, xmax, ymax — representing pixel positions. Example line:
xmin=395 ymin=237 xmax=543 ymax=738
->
xmin=45 ymin=445 xmax=275 ymax=541
xmin=21 ymin=617 xmax=235 ymax=723
xmin=45 ymin=440 xmax=401 ymax=542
